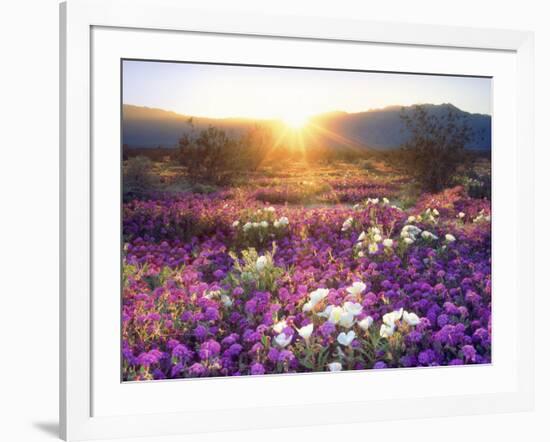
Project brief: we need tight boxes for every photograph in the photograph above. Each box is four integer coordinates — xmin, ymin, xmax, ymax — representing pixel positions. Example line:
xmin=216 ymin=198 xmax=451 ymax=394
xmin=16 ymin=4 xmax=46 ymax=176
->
xmin=121 ymin=59 xmax=492 ymax=381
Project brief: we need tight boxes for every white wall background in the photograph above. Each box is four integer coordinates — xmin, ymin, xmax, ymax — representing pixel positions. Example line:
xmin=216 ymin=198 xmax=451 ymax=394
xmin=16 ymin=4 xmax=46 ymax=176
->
xmin=0 ymin=1 xmax=547 ymax=441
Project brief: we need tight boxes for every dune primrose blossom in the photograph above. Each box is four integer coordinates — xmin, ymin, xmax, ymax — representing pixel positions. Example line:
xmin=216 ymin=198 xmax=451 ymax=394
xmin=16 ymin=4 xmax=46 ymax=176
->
xmin=383 ymin=238 xmax=394 ymax=248
xmin=421 ymin=230 xmax=438 ymax=241
xmin=297 ymin=323 xmax=314 ymax=340
xmin=358 ymin=316 xmax=374 ymax=331
xmin=403 ymin=311 xmax=421 ymax=326
xmin=380 ymin=323 xmax=396 ymax=338
xmin=337 ymin=330 xmax=356 ymax=346
xmin=338 ymin=311 xmax=356 ymax=329
xmin=273 ymin=216 xmax=289 ymax=228
xmin=343 ymin=301 xmax=363 ymax=316
xmin=346 ymin=281 xmax=366 ymax=297
xmin=383 ymin=308 xmax=403 ymax=326
xmin=303 ymin=288 xmax=330 ymax=312
xmin=328 ymin=306 xmax=344 ymax=324
xmin=273 ymin=319 xmax=287 ymax=334
xmin=256 ymin=255 xmax=268 ymax=272
xmin=274 ymin=332 xmax=293 ymax=348
xmin=445 ymin=234 xmax=456 ymax=242
xmin=341 ymin=217 xmax=354 ymax=232
xmin=328 ymin=362 xmax=343 ymax=372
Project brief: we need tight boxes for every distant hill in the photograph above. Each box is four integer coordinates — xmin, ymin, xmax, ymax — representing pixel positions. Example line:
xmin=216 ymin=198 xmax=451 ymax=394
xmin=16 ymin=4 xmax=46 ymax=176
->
xmin=122 ymin=103 xmax=491 ymax=150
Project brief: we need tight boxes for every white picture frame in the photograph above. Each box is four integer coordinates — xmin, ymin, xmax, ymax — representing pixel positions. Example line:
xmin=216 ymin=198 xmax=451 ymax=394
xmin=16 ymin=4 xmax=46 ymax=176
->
xmin=60 ymin=0 xmax=534 ymax=440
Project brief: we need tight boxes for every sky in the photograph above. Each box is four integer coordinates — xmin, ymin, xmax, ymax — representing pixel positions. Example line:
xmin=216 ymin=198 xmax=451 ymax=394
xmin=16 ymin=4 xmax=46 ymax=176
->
xmin=122 ymin=60 xmax=492 ymax=122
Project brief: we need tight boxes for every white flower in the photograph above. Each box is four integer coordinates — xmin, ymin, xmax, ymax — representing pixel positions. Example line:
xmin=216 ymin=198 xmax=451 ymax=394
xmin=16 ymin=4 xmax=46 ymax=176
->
xmin=273 ymin=320 xmax=287 ymax=334
xmin=328 ymin=306 xmax=344 ymax=324
xmin=407 ymin=215 xmax=416 ymax=223
xmin=403 ymin=311 xmax=421 ymax=326
xmin=373 ymin=233 xmax=382 ymax=243
xmin=265 ymin=206 xmax=275 ymax=212
xmin=252 ymin=222 xmax=260 ymax=228
xmin=255 ymin=255 xmax=268 ymax=272
xmin=337 ymin=330 xmax=356 ymax=346
xmin=402 ymin=225 xmax=421 ymax=237
xmin=432 ymin=208 xmax=439 ymax=216
xmin=341 ymin=217 xmax=354 ymax=232
xmin=457 ymin=212 xmax=465 ymax=219
xmin=346 ymin=281 xmax=366 ymax=297
xmin=302 ymin=301 xmax=314 ymax=312
xmin=309 ymin=288 xmax=329 ymax=307
xmin=404 ymin=237 xmax=414 ymax=245
xmin=380 ymin=323 xmax=395 ymax=338
xmin=357 ymin=251 xmax=365 ymax=258
xmin=274 ymin=216 xmax=289 ymax=228
xmin=383 ymin=308 xmax=403 ymax=326
xmin=352 ymin=204 xmax=361 ymax=211
xmin=358 ymin=316 xmax=373 ymax=331
xmin=445 ymin=234 xmax=456 ymax=242
xmin=327 ymin=362 xmax=343 ymax=372
xmin=343 ymin=302 xmax=363 ymax=316
xmin=368 ymin=243 xmax=378 ymax=254
xmin=383 ymin=197 xmax=390 ymax=204
xmin=370 ymin=227 xmax=381 ymax=235
xmin=298 ymin=323 xmax=314 ymax=340
xmin=232 ymin=220 xmax=240 ymax=228
xmin=221 ymin=294 xmax=233 ymax=307
xmin=317 ymin=304 xmax=333 ymax=318
xmin=274 ymin=332 xmax=293 ymax=347
xmin=421 ymin=230 xmax=438 ymax=241
xmin=369 ymin=198 xmax=379 ymax=205
xmin=339 ymin=311 xmax=355 ymax=328
xmin=243 ymin=222 xmax=252 ymax=231
xmin=259 ymin=220 xmax=268 ymax=228
xmin=383 ymin=238 xmax=394 ymax=248
xmin=357 ymin=231 xmax=367 ymax=242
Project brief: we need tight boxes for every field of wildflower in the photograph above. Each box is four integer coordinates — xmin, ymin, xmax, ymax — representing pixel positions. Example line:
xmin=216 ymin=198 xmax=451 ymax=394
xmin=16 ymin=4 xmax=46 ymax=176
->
xmin=122 ymin=159 xmax=491 ymax=381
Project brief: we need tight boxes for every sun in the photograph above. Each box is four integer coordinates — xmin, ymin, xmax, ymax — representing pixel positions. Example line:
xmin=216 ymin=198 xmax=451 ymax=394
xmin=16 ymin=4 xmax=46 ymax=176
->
xmin=281 ymin=113 xmax=310 ymax=129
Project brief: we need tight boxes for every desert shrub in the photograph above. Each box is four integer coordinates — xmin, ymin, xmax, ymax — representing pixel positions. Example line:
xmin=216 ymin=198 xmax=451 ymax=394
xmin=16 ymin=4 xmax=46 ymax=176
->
xmin=177 ymin=122 xmax=281 ymax=184
xmin=177 ymin=122 xmax=238 ymax=184
xmin=454 ymin=171 xmax=491 ymax=199
xmin=239 ymin=124 xmax=276 ymax=171
xmin=123 ymin=156 xmax=156 ymax=200
xmin=397 ymin=105 xmax=473 ymax=193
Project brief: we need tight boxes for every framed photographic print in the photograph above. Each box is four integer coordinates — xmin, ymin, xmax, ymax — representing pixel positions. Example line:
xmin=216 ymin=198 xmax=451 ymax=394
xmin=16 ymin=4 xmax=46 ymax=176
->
xmin=60 ymin=0 xmax=534 ymax=440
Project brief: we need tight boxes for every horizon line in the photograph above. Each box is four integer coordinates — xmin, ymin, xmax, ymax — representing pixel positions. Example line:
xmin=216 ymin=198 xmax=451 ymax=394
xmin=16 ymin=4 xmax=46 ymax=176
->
xmin=122 ymin=102 xmax=491 ymax=121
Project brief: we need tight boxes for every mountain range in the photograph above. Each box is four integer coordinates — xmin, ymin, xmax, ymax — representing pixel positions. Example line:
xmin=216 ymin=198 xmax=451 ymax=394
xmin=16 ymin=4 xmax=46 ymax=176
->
xmin=122 ymin=103 xmax=491 ymax=150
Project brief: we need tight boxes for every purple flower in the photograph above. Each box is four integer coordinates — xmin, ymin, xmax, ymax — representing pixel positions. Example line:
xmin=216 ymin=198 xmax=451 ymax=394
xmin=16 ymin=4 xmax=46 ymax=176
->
xmin=204 ymin=307 xmax=219 ymax=322
xmin=319 ymin=321 xmax=336 ymax=338
xmin=194 ymin=325 xmax=208 ymax=341
xmin=224 ymin=343 xmax=243 ymax=358
xmin=418 ymin=349 xmax=436 ymax=366
xmin=250 ymin=363 xmax=266 ymax=375
xmin=172 ymin=344 xmax=192 ymax=361
xmin=461 ymin=344 xmax=477 ymax=362
xmin=136 ymin=350 xmax=160 ymax=367
xmin=199 ymin=339 xmax=221 ymax=360
xmin=437 ymin=314 xmax=450 ymax=328
xmin=188 ymin=362 xmax=206 ymax=377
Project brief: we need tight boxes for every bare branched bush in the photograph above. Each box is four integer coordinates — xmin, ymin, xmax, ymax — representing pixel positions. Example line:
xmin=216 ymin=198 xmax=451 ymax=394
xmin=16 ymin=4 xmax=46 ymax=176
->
xmin=398 ymin=105 xmax=473 ymax=192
